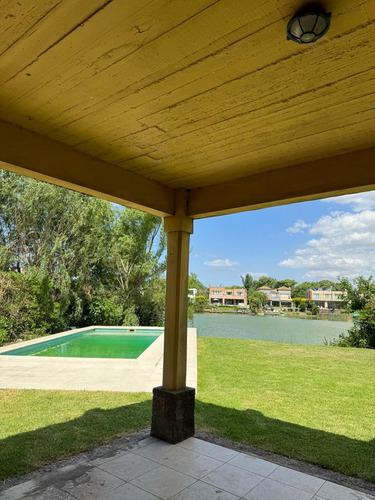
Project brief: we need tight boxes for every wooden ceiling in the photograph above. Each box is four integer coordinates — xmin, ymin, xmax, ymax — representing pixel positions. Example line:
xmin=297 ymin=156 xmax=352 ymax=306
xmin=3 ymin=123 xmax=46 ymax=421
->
xmin=0 ymin=0 xmax=374 ymax=217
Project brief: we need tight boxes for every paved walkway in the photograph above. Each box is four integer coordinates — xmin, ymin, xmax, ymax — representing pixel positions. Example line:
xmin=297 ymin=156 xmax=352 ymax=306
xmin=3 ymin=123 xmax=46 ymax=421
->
xmin=2 ymin=436 xmax=374 ymax=500
xmin=0 ymin=328 xmax=197 ymax=392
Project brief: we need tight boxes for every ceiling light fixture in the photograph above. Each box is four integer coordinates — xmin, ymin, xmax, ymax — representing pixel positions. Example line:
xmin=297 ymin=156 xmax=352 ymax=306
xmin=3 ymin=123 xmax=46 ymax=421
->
xmin=287 ymin=4 xmax=331 ymax=44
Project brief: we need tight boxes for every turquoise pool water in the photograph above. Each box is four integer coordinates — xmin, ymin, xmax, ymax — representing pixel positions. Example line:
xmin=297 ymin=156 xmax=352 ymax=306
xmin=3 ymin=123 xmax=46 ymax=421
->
xmin=1 ymin=328 xmax=162 ymax=359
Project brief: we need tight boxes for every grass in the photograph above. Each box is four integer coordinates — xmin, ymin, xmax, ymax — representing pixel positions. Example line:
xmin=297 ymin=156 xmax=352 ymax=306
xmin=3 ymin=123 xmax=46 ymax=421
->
xmin=1 ymin=338 xmax=374 ymax=482
xmin=0 ymin=391 xmax=152 ymax=480
xmin=196 ymin=338 xmax=375 ymax=482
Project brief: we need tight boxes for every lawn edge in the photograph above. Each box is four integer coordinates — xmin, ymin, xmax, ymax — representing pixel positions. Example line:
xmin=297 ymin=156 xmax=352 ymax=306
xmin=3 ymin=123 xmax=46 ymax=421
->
xmin=195 ymin=430 xmax=375 ymax=495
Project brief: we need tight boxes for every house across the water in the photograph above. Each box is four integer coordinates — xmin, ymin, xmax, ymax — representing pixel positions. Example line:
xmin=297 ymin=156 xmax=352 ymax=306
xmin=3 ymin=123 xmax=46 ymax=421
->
xmin=209 ymin=286 xmax=248 ymax=307
xmin=305 ymin=290 xmax=345 ymax=310
xmin=258 ymin=286 xmax=293 ymax=308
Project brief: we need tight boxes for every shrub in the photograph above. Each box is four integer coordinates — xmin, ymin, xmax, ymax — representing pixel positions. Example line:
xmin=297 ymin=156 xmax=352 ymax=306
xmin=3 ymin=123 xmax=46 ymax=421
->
xmin=0 ymin=270 xmax=59 ymax=345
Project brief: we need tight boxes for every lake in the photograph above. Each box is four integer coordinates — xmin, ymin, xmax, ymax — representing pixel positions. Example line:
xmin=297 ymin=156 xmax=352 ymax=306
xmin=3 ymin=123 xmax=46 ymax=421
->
xmin=190 ymin=313 xmax=352 ymax=345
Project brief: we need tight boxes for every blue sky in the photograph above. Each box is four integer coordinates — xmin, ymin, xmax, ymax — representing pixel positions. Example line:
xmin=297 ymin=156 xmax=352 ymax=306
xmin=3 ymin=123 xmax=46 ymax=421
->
xmin=189 ymin=191 xmax=375 ymax=286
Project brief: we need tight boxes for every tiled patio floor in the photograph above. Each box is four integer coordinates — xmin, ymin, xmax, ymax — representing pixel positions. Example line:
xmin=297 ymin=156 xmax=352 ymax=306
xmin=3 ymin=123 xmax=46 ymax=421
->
xmin=1 ymin=436 xmax=374 ymax=500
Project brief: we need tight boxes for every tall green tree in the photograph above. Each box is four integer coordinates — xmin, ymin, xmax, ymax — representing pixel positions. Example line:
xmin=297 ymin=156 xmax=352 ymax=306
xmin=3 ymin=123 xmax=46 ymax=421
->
xmin=276 ymin=279 xmax=297 ymax=289
xmin=333 ymin=276 xmax=375 ymax=348
xmin=0 ymin=170 xmax=167 ymax=343
xmin=241 ymin=273 xmax=254 ymax=295
xmin=188 ymin=272 xmax=207 ymax=296
xmin=254 ymin=276 xmax=278 ymax=290
xmin=111 ymin=208 xmax=166 ymax=326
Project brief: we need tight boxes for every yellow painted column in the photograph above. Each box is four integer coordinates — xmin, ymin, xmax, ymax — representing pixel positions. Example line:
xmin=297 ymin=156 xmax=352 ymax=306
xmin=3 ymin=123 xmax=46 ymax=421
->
xmin=162 ymin=190 xmax=193 ymax=390
xmin=151 ymin=190 xmax=195 ymax=442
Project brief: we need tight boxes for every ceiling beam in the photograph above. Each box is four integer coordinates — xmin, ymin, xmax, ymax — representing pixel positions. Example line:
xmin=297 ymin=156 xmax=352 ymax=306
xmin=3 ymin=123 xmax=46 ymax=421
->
xmin=188 ymin=148 xmax=375 ymax=218
xmin=0 ymin=120 xmax=174 ymax=216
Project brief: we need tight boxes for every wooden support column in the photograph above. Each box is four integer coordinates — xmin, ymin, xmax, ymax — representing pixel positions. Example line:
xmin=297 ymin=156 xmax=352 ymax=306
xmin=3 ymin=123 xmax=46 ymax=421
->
xmin=151 ymin=189 xmax=195 ymax=443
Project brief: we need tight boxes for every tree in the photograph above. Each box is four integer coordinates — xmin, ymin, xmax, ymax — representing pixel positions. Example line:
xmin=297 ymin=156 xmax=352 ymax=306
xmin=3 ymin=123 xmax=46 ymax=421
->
xmin=317 ymin=280 xmax=337 ymax=290
xmin=254 ymin=276 xmax=277 ymax=290
xmin=338 ymin=276 xmax=375 ymax=311
xmin=111 ymin=208 xmax=166 ymax=326
xmin=333 ymin=276 xmax=375 ymax=349
xmin=0 ymin=269 xmax=61 ymax=344
xmin=0 ymin=170 xmax=167 ymax=343
xmin=188 ymin=273 xmax=207 ymax=296
xmin=193 ymin=295 xmax=209 ymax=313
xmin=241 ymin=274 xmax=254 ymax=295
xmin=306 ymin=300 xmax=319 ymax=315
xmin=276 ymin=279 xmax=297 ymax=289
xmin=292 ymin=282 xmax=312 ymax=298
xmin=292 ymin=297 xmax=307 ymax=310
xmin=0 ymin=170 xmax=114 ymax=324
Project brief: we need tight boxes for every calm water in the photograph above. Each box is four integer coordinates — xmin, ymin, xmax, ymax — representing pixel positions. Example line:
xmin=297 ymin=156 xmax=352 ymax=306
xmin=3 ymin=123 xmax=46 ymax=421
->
xmin=2 ymin=329 xmax=161 ymax=359
xmin=190 ymin=314 xmax=352 ymax=345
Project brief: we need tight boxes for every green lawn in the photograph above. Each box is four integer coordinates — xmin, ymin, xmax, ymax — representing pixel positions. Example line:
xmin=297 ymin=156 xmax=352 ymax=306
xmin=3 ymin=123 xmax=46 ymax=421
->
xmin=196 ymin=338 xmax=375 ymax=482
xmin=1 ymin=338 xmax=374 ymax=482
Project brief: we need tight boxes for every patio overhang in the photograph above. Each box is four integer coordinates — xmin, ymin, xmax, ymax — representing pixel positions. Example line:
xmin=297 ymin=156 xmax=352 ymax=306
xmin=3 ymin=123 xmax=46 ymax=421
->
xmin=1 ymin=0 xmax=374 ymax=442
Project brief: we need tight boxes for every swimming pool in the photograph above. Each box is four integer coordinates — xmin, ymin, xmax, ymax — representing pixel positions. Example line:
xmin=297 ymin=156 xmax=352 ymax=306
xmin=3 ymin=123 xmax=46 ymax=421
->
xmin=0 ymin=328 xmax=162 ymax=359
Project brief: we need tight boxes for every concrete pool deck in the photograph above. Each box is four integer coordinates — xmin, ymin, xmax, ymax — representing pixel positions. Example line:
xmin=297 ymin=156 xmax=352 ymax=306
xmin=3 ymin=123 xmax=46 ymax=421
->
xmin=0 ymin=327 xmax=197 ymax=392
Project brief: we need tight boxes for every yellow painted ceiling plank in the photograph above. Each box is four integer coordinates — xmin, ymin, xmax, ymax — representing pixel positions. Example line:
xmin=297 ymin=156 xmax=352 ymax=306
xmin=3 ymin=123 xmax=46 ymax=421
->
xmin=0 ymin=0 xmax=60 ymax=55
xmin=0 ymin=120 xmax=174 ymax=216
xmin=32 ymin=6 xmax=294 ymax=136
xmin=151 ymin=119 xmax=375 ymax=188
xmin=140 ymin=24 xmax=375 ymax=133
xmin=0 ymin=1 xmax=370 ymax=182
xmin=0 ymin=0 xmax=110 ymax=86
xmin=102 ymin=2 xmax=369 ymax=128
xmin=55 ymin=69 xmax=374 ymax=171
xmin=187 ymin=147 xmax=375 ymax=218
xmin=68 ymin=69 xmax=375 ymax=173
xmin=20 ymin=0 xmax=372 ymax=149
xmin=140 ymin=72 xmax=375 ymax=162
xmin=0 ymin=0 xmax=217 ymax=116
xmin=0 ymin=0 xmax=368 ymax=140
xmin=27 ymin=24 xmax=375 ymax=173
xmin=133 ymin=96 xmax=375 ymax=179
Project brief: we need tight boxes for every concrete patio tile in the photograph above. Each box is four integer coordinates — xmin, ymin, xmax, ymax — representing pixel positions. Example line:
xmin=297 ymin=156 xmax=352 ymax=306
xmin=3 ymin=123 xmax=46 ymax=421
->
xmin=245 ymin=478 xmax=315 ymax=500
xmin=0 ymin=480 xmax=37 ymax=500
xmin=106 ymin=482 xmax=160 ymax=499
xmin=316 ymin=481 xmax=375 ymax=499
xmin=195 ymin=441 xmax=239 ymax=462
xmin=130 ymin=465 xmax=196 ymax=500
xmin=98 ymin=451 xmax=160 ymax=481
xmin=176 ymin=437 xmax=205 ymax=451
xmin=133 ymin=439 xmax=195 ymax=465
xmin=170 ymin=480 xmax=240 ymax=499
xmin=227 ymin=453 xmax=279 ymax=476
xmin=201 ymin=463 xmax=263 ymax=497
xmin=88 ymin=447 xmax=129 ymax=466
xmin=61 ymin=467 xmax=125 ymax=499
xmin=269 ymin=466 xmax=325 ymax=494
xmin=121 ymin=436 xmax=158 ymax=451
xmin=24 ymin=485 xmax=76 ymax=499
xmin=166 ymin=450 xmax=223 ymax=479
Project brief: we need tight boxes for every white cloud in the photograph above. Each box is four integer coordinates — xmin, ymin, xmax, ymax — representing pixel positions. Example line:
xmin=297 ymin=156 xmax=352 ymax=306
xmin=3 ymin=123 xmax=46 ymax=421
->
xmin=204 ymin=258 xmax=239 ymax=267
xmin=241 ymin=271 xmax=267 ymax=278
xmin=278 ymin=210 xmax=375 ymax=280
xmin=322 ymin=191 xmax=375 ymax=212
xmin=286 ymin=220 xmax=310 ymax=234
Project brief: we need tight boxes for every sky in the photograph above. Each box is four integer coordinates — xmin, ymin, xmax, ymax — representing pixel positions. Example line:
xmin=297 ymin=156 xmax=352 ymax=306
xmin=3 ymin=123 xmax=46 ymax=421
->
xmin=189 ymin=190 xmax=375 ymax=287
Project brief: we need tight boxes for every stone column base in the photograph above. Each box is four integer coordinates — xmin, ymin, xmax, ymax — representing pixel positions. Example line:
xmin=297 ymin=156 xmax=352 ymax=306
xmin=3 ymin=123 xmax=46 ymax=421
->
xmin=151 ymin=386 xmax=195 ymax=444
